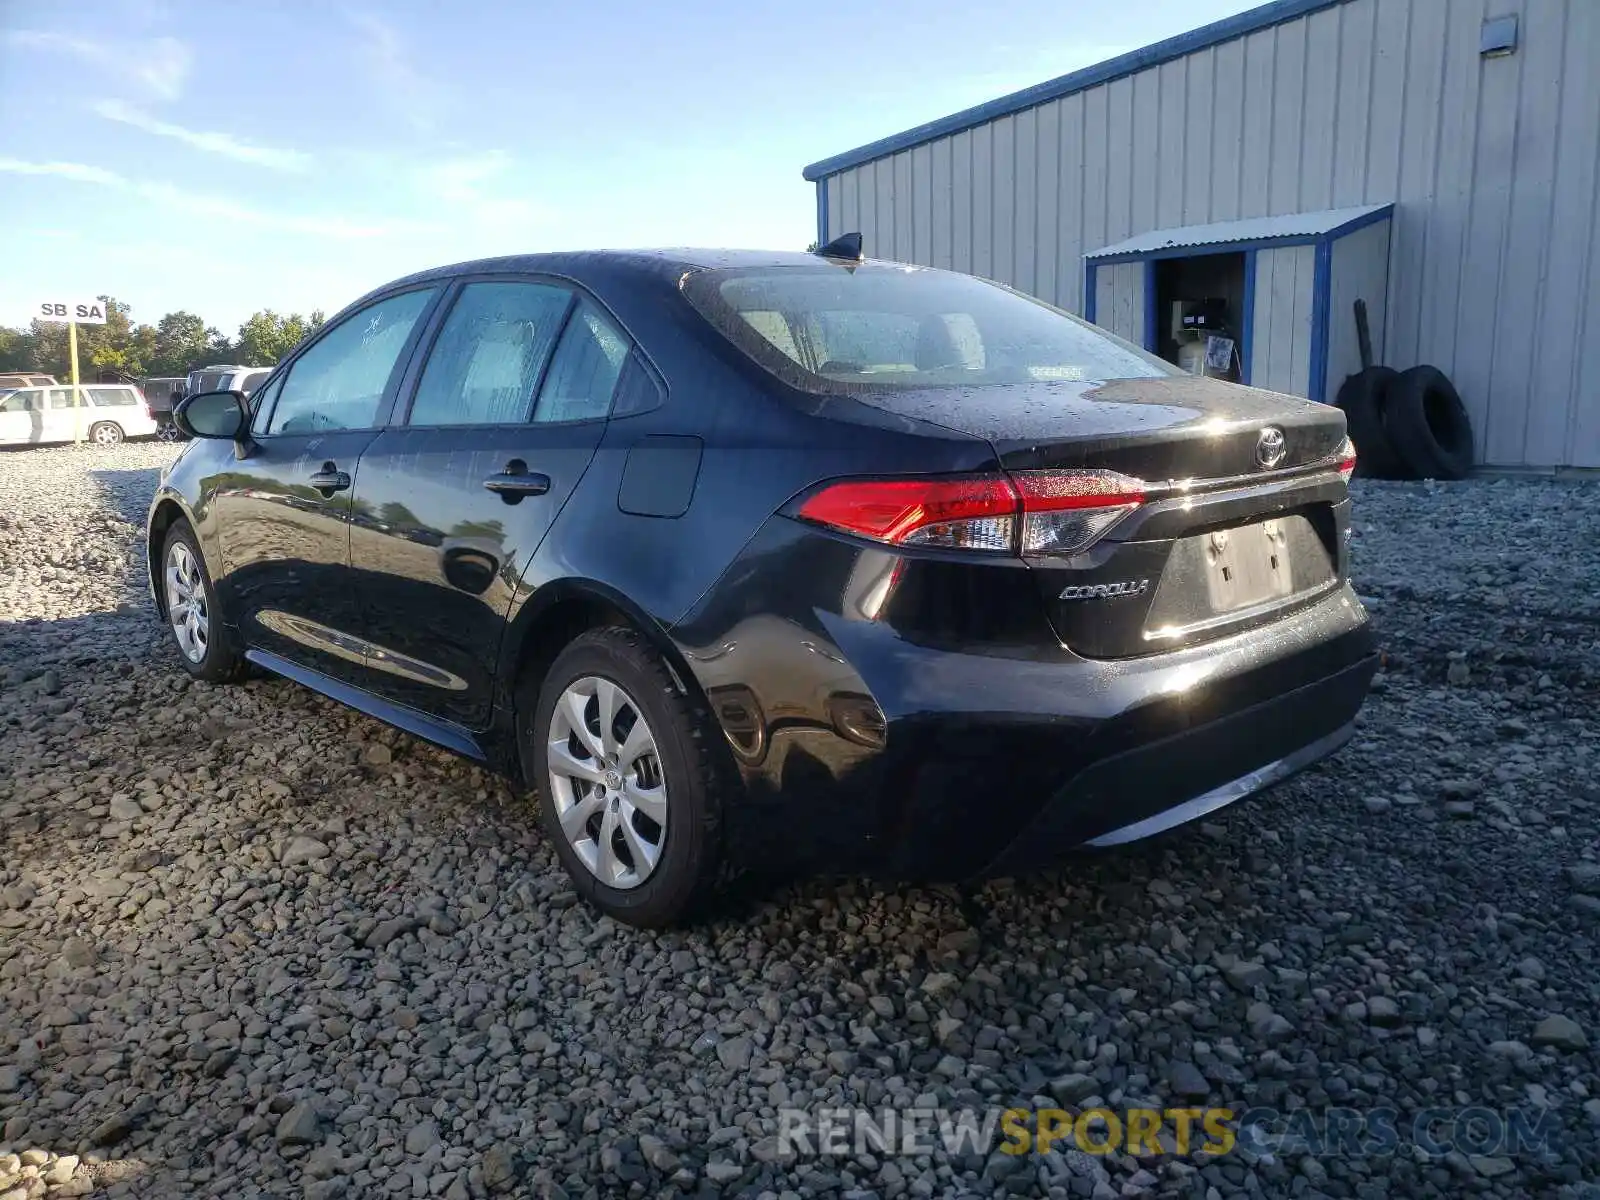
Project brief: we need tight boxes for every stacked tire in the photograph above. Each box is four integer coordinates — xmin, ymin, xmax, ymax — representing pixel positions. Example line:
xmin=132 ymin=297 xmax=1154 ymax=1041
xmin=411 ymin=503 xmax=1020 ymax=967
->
xmin=1335 ymin=365 xmax=1474 ymax=480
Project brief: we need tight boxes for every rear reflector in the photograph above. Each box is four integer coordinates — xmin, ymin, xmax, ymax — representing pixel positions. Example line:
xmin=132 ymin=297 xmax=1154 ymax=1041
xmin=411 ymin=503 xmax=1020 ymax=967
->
xmin=1337 ymin=437 xmax=1357 ymax=481
xmin=796 ymin=470 xmax=1146 ymax=556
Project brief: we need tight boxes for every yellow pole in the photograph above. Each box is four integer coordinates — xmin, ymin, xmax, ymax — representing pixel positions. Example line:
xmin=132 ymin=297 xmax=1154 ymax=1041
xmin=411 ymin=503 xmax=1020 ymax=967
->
xmin=68 ymin=320 xmax=82 ymax=444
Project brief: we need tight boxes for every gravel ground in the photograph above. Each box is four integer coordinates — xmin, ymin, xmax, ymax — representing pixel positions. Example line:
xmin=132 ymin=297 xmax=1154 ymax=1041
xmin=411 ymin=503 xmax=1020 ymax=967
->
xmin=1 ymin=442 xmax=1597 ymax=1200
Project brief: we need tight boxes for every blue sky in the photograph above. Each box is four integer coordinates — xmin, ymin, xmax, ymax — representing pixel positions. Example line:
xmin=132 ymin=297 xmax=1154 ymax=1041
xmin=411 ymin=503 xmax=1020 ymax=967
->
xmin=0 ymin=0 xmax=1257 ymax=335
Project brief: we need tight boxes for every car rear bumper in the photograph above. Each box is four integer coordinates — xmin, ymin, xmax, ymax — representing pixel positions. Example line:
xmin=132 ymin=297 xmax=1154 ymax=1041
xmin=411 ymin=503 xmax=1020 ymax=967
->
xmin=976 ymin=655 xmax=1371 ymax=875
xmin=673 ymin=517 xmax=1376 ymax=879
xmin=819 ymin=617 xmax=1376 ymax=880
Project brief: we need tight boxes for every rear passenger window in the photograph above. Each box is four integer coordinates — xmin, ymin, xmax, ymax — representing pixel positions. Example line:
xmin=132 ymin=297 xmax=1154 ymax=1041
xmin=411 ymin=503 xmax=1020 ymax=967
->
xmin=532 ymin=300 xmax=629 ymax=423
xmin=611 ymin=352 xmax=666 ymax=417
xmin=409 ymin=282 xmax=572 ymax=426
xmin=88 ymin=387 xmax=137 ymax=406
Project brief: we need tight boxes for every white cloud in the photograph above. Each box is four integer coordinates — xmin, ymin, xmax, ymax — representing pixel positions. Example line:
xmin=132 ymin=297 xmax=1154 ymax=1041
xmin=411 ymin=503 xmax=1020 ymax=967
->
xmin=421 ymin=149 xmax=513 ymax=205
xmin=346 ymin=12 xmax=447 ymax=133
xmin=414 ymin=151 xmax=542 ymax=228
xmin=92 ymin=100 xmax=312 ymax=172
xmin=7 ymin=30 xmax=191 ymax=101
xmin=0 ymin=157 xmax=437 ymax=240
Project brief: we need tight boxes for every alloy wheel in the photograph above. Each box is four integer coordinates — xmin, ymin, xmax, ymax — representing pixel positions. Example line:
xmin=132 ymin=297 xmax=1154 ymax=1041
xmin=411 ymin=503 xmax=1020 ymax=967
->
xmin=165 ymin=541 xmax=209 ymax=663
xmin=92 ymin=423 xmax=123 ymax=444
xmin=546 ymin=675 xmax=667 ymax=889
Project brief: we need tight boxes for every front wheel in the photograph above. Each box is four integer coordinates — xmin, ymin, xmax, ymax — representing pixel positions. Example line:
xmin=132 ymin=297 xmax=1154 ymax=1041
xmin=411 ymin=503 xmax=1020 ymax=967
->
xmin=89 ymin=422 xmax=125 ymax=445
xmin=524 ymin=627 xmax=724 ymax=928
xmin=161 ymin=521 xmax=246 ymax=683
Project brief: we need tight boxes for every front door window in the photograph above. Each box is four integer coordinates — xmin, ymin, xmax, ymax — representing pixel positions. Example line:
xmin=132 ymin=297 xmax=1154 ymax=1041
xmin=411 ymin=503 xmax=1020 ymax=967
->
xmin=263 ymin=290 xmax=436 ymax=436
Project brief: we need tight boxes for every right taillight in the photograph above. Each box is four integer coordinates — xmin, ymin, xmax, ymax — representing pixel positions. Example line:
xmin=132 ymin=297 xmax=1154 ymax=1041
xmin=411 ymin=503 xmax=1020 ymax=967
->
xmin=796 ymin=470 xmax=1145 ymax=557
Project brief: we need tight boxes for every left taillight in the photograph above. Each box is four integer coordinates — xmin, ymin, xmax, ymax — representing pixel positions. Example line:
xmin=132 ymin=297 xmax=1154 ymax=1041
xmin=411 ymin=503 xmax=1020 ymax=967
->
xmin=797 ymin=476 xmax=1019 ymax=552
xmin=796 ymin=470 xmax=1145 ymax=557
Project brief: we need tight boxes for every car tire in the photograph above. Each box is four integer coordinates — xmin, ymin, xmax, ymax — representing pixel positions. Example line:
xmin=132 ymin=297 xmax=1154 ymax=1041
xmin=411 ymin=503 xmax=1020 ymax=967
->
xmin=1334 ymin=366 xmax=1408 ymax=479
xmin=89 ymin=421 xmax=125 ymax=445
xmin=161 ymin=520 xmax=246 ymax=684
xmin=524 ymin=626 xmax=724 ymax=928
xmin=1385 ymin=365 xmax=1474 ymax=480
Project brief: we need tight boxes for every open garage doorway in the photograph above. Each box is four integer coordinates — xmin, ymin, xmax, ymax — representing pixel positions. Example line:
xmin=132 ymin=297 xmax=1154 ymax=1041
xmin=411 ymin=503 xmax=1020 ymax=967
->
xmin=1151 ymin=252 xmax=1247 ymax=383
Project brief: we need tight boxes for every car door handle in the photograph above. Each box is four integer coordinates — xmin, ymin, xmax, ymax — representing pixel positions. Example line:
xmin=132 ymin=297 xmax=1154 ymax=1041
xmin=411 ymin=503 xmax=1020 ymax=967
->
xmin=309 ymin=464 xmax=351 ymax=492
xmin=483 ymin=461 xmax=550 ymax=500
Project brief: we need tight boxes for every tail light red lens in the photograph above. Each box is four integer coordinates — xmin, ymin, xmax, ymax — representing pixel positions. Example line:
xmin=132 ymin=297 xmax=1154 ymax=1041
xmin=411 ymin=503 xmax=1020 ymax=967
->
xmin=797 ymin=470 xmax=1146 ymax=557
xmin=797 ymin=477 xmax=1018 ymax=552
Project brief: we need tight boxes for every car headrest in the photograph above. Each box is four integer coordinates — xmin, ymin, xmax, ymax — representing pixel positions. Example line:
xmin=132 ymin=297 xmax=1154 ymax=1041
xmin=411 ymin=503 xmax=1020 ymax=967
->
xmin=915 ymin=316 xmax=961 ymax=370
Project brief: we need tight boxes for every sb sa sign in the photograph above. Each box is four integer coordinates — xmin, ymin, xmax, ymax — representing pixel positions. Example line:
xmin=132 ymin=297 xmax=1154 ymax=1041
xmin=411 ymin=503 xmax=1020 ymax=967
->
xmin=36 ymin=299 xmax=108 ymax=325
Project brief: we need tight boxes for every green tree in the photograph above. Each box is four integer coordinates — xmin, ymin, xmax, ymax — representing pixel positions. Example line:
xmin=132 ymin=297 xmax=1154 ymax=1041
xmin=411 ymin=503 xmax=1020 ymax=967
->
xmin=206 ymin=326 xmax=234 ymax=362
xmin=0 ymin=326 xmax=37 ymax=372
xmin=149 ymin=311 xmax=211 ymax=376
xmin=87 ymin=298 xmax=141 ymax=374
xmin=128 ymin=323 xmax=158 ymax=374
xmin=236 ymin=309 xmax=325 ymax=366
xmin=24 ymin=319 xmax=70 ymax=378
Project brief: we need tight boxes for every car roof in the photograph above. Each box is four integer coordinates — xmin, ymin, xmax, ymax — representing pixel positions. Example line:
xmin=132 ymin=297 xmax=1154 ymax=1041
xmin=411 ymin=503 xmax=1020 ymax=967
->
xmin=334 ymin=248 xmax=912 ymax=335
xmin=365 ymin=248 xmax=859 ymax=298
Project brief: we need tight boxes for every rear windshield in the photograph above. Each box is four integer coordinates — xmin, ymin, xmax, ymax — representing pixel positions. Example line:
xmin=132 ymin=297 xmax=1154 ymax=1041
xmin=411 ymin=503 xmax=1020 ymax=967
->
xmin=682 ymin=263 xmax=1178 ymax=393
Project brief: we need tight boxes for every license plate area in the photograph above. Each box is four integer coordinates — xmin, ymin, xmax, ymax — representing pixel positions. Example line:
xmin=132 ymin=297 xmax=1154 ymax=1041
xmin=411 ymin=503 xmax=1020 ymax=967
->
xmin=1144 ymin=513 xmax=1335 ymax=640
xmin=1203 ymin=519 xmax=1295 ymax=612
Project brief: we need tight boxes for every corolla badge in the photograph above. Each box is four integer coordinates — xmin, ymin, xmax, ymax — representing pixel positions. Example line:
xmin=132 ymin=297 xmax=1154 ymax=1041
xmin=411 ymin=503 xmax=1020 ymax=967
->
xmin=1255 ymin=426 xmax=1287 ymax=469
xmin=1059 ymin=579 xmax=1150 ymax=601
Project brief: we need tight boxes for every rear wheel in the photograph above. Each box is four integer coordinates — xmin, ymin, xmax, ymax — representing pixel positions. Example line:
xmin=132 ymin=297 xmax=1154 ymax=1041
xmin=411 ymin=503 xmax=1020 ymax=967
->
xmin=89 ymin=421 xmax=125 ymax=445
xmin=162 ymin=520 xmax=246 ymax=683
xmin=524 ymin=627 xmax=723 ymax=927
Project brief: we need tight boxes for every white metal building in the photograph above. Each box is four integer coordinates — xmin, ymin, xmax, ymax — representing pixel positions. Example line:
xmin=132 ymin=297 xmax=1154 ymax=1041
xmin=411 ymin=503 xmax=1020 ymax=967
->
xmin=803 ymin=0 xmax=1600 ymax=470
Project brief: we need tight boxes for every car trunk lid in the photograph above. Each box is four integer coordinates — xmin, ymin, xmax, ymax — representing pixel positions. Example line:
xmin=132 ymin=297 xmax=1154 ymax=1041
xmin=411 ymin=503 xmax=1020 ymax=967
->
xmin=846 ymin=375 xmax=1354 ymax=657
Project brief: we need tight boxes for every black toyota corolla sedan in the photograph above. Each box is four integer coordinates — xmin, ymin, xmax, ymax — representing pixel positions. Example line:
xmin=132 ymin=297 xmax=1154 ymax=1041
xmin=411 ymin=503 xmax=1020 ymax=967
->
xmin=148 ymin=239 xmax=1376 ymax=926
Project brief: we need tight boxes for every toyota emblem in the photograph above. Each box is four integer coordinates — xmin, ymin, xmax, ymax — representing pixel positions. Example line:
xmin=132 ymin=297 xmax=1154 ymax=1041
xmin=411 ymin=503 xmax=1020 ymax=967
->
xmin=1255 ymin=426 xmax=1287 ymax=470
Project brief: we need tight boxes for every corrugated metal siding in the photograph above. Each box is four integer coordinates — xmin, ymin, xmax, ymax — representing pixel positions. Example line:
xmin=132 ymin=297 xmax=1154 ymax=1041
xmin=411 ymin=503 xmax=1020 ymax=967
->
xmin=817 ymin=0 xmax=1600 ymax=468
xmin=1252 ymin=245 xmax=1318 ymax=395
xmin=1095 ymin=264 xmax=1147 ymax=347
xmin=1088 ymin=267 xmax=1152 ymax=347
xmin=1326 ymin=219 xmax=1393 ymax=401
xmin=1087 ymin=205 xmax=1389 ymax=258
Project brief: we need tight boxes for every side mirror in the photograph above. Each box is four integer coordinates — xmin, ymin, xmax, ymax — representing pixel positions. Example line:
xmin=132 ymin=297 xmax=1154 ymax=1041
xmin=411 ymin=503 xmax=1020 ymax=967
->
xmin=174 ymin=390 xmax=248 ymax=440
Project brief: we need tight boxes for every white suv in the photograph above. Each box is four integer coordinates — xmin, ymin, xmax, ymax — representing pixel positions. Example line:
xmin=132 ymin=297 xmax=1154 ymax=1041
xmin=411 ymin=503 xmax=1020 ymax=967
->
xmin=0 ymin=384 xmax=158 ymax=446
